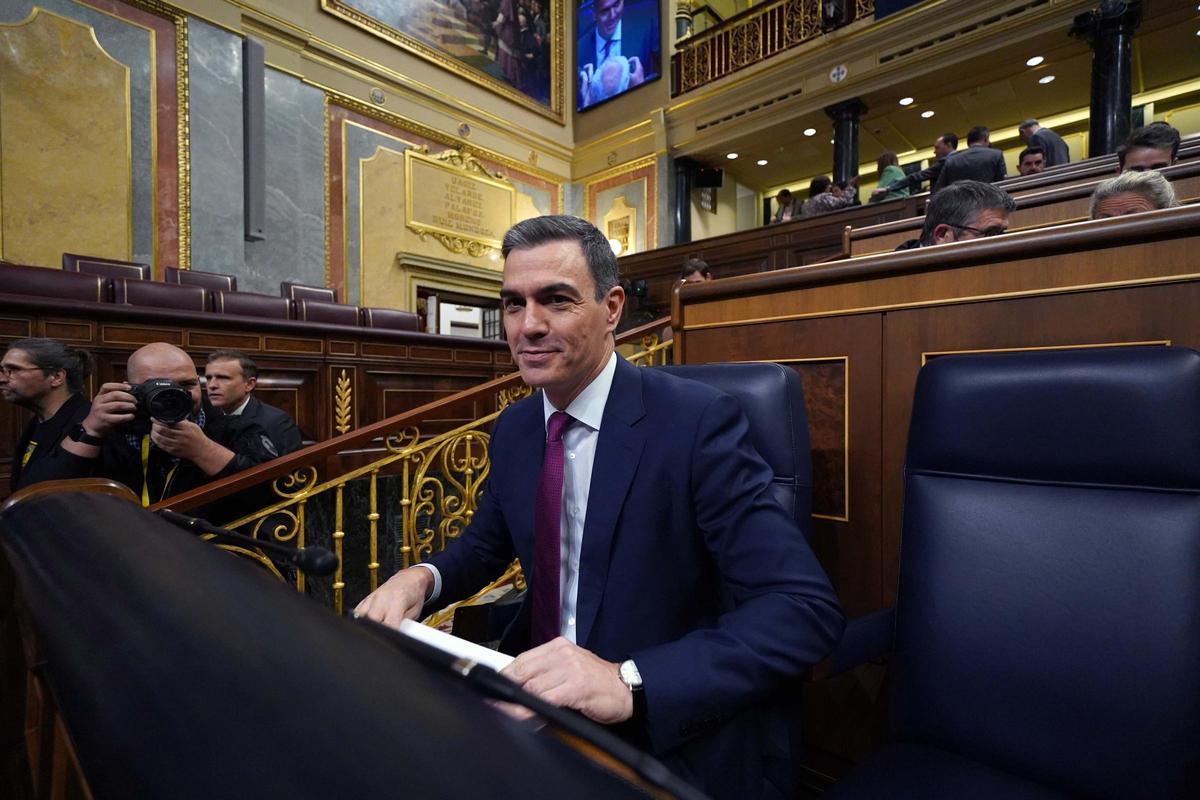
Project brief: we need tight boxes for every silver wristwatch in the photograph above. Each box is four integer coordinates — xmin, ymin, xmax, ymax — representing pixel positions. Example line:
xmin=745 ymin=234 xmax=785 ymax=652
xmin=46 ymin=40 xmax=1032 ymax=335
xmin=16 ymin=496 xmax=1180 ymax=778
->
xmin=618 ymin=659 xmax=643 ymax=692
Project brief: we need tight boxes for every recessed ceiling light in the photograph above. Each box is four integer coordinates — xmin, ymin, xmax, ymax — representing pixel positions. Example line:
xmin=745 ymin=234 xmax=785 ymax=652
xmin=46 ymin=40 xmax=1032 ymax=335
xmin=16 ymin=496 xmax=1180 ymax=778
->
xmin=1038 ymin=75 xmax=1056 ymax=84
xmin=830 ymin=139 xmax=835 ymax=144
xmin=899 ymin=96 xmax=914 ymax=106
xmin=921 ymin=110 xmax=935 ymax=118
xmin=756 ymin=159 xmax=768 ymax=166
xmin=803 ymin=127 xmax=816 ymax=136
xmin=1026 ymin=56 xmax=1045 ymax=67
xmin=726 ymin=152 xmax=738 ymax=159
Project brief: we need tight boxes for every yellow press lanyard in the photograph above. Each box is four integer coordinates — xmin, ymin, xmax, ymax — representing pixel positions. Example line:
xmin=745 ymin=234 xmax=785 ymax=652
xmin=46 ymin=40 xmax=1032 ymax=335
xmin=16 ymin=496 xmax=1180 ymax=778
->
xmin=21 ymin=440 xmax=37 ymax=468
xmin=139 ymin=436 xmax=180 ymax=508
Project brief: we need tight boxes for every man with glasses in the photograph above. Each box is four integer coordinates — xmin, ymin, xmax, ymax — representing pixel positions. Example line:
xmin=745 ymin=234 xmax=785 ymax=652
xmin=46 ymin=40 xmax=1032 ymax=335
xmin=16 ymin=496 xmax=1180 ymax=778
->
xmin=895 ymin=180 xmax=1017 ymax=250
xmin=0 ymin=338 xmax=93 ymax=491
xmin=47 ymin=342 xmax=277 ymax=516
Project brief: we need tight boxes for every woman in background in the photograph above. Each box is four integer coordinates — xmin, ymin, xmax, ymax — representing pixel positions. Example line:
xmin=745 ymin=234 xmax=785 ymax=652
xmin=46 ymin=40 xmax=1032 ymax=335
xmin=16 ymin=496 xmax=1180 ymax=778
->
xmin=870 ymin=151 xmax=910 ymax=203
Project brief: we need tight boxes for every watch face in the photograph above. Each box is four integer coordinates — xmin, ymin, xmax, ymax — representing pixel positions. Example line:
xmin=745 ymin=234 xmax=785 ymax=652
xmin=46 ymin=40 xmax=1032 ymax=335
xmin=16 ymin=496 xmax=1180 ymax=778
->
xmin=620 ymin=660 xmax=642 ymax=687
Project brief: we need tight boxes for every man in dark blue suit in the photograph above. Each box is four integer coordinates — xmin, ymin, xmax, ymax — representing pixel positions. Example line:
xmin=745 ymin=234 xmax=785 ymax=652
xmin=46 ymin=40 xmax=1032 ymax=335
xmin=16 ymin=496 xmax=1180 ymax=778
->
xmin=356 ymin=216 xmax=843 ymax=799
xmin=577 ymin=0 xmax=660 ymax=109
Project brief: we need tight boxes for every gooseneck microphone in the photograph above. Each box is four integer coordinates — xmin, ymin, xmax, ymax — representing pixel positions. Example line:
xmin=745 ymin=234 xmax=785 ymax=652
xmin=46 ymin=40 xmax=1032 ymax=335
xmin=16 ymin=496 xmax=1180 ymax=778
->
xmin=156 ymin=508 xmax=338 ymax=577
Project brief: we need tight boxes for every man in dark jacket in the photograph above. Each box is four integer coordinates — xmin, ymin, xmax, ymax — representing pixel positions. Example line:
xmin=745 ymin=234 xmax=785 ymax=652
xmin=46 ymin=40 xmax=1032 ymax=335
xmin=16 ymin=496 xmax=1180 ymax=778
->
xmin=880 ymin=132 xmax=958 ymax=197
xmin=933 ymin=126 xmax=1006 ymax=190
xmin=205 ymin=349 xmax=302 ymax=457
xmin=0 ymin=338 xmax=92 ymax=492
xmin=1018 ymin=119 xmax=1070 ymax=167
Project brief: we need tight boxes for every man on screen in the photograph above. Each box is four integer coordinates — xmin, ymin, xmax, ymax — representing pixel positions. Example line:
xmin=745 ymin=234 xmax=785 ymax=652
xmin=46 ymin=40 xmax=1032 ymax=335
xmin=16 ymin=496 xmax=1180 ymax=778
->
xmin=577 ymin=0 xmax=660 ymax=109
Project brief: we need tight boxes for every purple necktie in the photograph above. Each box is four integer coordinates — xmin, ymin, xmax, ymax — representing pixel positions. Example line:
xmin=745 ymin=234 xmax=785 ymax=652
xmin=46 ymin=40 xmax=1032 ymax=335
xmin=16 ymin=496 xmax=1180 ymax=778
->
xmin=530 ymin=411 xmax=572 ymax=648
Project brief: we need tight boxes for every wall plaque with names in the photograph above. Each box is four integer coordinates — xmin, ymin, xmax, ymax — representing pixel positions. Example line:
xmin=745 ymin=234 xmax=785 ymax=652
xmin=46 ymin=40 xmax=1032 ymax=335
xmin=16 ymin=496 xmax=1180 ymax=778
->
xmin=405 ymin=148 xmax=516 ymax=257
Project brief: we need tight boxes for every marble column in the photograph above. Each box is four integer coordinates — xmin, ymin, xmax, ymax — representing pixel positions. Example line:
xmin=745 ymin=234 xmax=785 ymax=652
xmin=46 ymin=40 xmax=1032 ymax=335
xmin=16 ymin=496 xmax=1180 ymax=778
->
xmin=825 ymin=98 xmax=867 ymax=186
xmin=673 ymin=157 xmax=693 ymax=245
xmin=1071 ymin=1 xmax=1143 ymax=157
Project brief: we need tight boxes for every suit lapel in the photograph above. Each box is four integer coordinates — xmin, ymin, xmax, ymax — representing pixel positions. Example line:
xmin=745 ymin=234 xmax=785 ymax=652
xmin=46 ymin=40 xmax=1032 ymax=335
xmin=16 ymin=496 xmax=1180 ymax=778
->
xmin=576 ymin=358 xmax=646 ymax=648
xmin=504 ymin=395 xmax=546 ymax=570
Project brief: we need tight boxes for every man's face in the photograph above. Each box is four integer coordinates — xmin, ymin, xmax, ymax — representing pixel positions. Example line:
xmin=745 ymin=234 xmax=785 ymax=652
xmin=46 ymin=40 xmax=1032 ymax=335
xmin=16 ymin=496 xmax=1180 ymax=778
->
xmin=777 ymin=192 xmax=792 ymax=207
xmin=128 ymin=352 xmax=203 ymax=415
xmin=1019 ymin=152 xmax=1046 ymax=176
xmin=932 ymin=207 xmax=1011 ymax=245
xmin=1094 ymin=191 xmax=1158 ymax=219
xmin=204 ymin=358 xmax=256 ymax=411
xmin=1018 ymin=127 xmax=1033 ymax=143
xmin=933 ymin=137 xmax=951 ymax=159
xmin=0 ymin=349 xmax=58 ymax=410
xmin=1122 ymin=146 xmax=1173 ymax=172
xmin=681 ymin=271 xmax=709 ymax=284
xmin=501 ymin=240 xmax=624 ymax=408
xmin=595 ymin=0 xmax=623 ymax=38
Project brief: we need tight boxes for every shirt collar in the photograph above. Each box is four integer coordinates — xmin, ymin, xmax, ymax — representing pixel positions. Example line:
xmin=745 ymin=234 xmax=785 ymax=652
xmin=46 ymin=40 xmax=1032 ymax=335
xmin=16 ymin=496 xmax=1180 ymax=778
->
xmin=228 ymin=395 xmax=251 ymax=416
xmin=542 ymin=352 xmax=617 ymax=433
xmin=596 ymin=20 xmax=622 ymax=52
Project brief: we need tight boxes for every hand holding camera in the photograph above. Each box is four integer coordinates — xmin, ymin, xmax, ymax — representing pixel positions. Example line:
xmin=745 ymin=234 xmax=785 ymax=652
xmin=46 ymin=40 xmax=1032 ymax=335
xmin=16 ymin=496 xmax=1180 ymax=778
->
xmin=81 ymin=378 xmax=194 ymax=439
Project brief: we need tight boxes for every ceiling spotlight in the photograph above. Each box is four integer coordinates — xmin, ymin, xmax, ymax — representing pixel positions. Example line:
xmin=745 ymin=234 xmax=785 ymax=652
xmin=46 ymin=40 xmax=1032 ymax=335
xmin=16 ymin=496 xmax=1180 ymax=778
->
xmin=726 ymin=152 xmax=738 ymax=159
xmin=921 ymin=110 xmax=935 ymax=118
xmin=1038 ymin=75 xmax=1056 ymax=84
xmin=1026 ymin=56 xmax=1045 ymax=67
xmin=830 ymin=139 xmax=835 ymax=144
xmin=756 ymin=159 xmax=768 ymax=166
xmin=803 ymin=127 xmax=817 ymax=136
xmin=899 ymin=96 xmax=914 ymax=106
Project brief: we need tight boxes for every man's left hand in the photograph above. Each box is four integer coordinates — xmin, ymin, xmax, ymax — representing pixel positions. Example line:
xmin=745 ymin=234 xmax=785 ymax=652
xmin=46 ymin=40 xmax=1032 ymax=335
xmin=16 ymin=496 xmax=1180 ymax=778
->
xmin=151 ymin=419 xmax=209 ymax=461
xmin=502 ymin=637 xmax=633 ymax=724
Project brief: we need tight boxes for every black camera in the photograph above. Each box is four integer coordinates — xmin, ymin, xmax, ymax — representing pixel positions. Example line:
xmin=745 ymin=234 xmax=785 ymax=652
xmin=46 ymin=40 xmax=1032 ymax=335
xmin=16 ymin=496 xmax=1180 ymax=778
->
xmin=128 ymin=379 xmax=193 ymax=425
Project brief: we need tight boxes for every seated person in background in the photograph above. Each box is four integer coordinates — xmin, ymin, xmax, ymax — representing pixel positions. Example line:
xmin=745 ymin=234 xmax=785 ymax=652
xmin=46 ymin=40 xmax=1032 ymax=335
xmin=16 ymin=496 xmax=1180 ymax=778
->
xmin=869 ymin=150 xmax=910 ymax=202
xmin=934 ymin=126 xmax=1006 ymax=190
xmin=1017 ymin=146 xmax=1046 ymax=176
xmin=1017 ymin=119 xmax=1070 ymax=167
xmin=1118 ymin=121 xmax=1181 ymax=172
xmin=896 ymin=180 xmax=1016 ymax=250
xmin=49 ymin=342 xmax=278 ymax=510
xmin=1089 ymin=170 xmax=1179 ymax=219
xmin=802 ymin=174 xmax=858 ymax=216
xmin=0 ymin=338 xmax=92 ymax=492
xmin=771 ymin=188 xmax=800 ymax=223
xmin=205 ymin=349 xmax=302 ymax=456
xmin=679 ymin=257 xmax=711 ymax=284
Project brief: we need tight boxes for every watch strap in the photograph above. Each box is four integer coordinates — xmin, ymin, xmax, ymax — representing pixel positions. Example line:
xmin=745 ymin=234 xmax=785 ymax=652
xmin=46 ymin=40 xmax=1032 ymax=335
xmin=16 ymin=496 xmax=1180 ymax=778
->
xmin=68 ymin=424 xmax=104 ymax=447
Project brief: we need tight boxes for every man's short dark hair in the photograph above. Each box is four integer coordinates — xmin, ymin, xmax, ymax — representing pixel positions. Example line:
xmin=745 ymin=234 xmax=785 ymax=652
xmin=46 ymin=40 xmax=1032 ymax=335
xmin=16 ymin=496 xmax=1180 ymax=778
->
xmin=777 ymin=189 xmax=792 ymax=200
xmin=680 ymin=257 xmax=710 ymax=280
xmin=501 ymin=215 xmax=618 ymax=300
xmin=1018 ymin=119 xmax=1039 ymax=131
xmin=5 ymin=338 xmax=92 ymax=394
xmin=920 ymin=180 xmax=1017 ymax=245
xmin=206 ymin=349 xmax=258 ymax=380
xmin=1019 ymin=146 xmax=1045 ymax=163
xmin=808 ymin=176 xmax=832 ymax=198
xmin=940 ymin=132 xmax=959 ymax=150
xmin=966 ymin=126 xmax=989 ymax=145
xmin=1117 ymin=121 xmax=1181 ymax=168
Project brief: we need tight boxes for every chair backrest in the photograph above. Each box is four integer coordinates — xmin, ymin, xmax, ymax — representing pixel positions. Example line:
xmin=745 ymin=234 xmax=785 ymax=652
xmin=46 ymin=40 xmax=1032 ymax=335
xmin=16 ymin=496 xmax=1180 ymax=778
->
xmin=62 ymin=253 xmax=150 ymax=281
xmin=164 ymin=266 xmax=236 ymax=293
xmin=361 ymin=307 xmax=420 ymax=332
xmin=213 ymin=290 xmax=291 ymax=319
xmin=0 ymin=261 xmax=109 ymax=302
xmin=280 ymin=281 xmax=336 ymax=304
xmin=658 ymin=362 xmax=812 ymax=528
xmin=893 ymin=346 xmax=1200 ymax=798
xmin=113 ymin=279 xmax=210 ymax=312
xmin=294 ymin=297 xmax=360 ymax=326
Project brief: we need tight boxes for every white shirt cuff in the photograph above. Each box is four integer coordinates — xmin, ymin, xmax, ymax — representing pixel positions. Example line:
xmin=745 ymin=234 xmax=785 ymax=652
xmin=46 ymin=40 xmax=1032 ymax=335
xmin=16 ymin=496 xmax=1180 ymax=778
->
xmin=411 ymin=563 xmax=441 ymax=603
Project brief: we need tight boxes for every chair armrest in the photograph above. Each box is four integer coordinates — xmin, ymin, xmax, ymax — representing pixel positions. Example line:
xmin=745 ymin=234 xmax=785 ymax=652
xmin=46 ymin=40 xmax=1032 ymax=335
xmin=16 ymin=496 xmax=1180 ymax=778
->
xmin=811 ymin=606 xmax=894 ymax=679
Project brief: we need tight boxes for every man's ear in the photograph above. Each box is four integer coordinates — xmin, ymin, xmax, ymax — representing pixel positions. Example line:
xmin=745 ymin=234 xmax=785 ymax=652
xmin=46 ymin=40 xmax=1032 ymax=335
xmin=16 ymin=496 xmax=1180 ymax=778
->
xmin=49 ymin=368 xmax=65 ymax=388
xmin=604 ymin=284 xmax=625 ymax=333
xmin=245 ymin=376 xmax=257 ymax=392
xmin=932 ymin=224 xmax=956 ymax=245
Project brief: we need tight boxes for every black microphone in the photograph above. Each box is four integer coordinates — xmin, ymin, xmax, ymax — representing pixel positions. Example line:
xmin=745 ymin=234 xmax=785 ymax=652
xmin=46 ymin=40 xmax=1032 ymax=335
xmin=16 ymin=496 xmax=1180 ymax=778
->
xmin=156 ymin=508 xmax=338 ymax=577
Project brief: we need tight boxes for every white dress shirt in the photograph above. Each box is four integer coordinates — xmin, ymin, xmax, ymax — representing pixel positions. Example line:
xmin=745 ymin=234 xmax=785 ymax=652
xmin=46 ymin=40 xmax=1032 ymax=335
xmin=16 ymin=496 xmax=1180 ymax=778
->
xmin=593 ymin=20 xmax=622 ymax=65
xmin=417 ymin=352 xmax=618 ymax=644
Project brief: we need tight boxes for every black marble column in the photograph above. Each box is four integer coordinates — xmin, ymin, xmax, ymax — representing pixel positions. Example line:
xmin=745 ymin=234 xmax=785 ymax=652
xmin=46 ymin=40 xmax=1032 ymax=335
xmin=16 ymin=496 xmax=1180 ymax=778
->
xmin=673 ymin=157 xmax=694 ymax=245
xmin=1071 ymin=1 xmax=1143 ymax=157
xmin=825 ymin=98 xmax=867 ymax=185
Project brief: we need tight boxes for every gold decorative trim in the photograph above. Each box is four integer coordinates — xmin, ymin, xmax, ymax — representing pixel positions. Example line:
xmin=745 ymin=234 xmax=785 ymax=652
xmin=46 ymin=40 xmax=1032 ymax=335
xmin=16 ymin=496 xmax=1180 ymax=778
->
xmin=334 ymin=368 xmax=353 ymax=434
xmin=404 ymin=147 xmax=515 ymax=257
xmin=175 ymin=14 xmax=190 ymax=270
xmin=498 ymin=385 xmax=533 ymax=408
xmin=920 ymin=340 xmax=1171 ymax=366
xmin=320 ymin=0 xmax=564 ymax=122
xmin=579 ymin=154 xmax=660 ymax=186
xmin=323 ymin=98 xmax=332 ymax=288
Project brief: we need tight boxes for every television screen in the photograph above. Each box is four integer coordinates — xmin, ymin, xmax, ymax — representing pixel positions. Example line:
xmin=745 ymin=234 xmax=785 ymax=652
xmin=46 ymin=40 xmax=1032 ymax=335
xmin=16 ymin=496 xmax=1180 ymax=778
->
xmin=576 ymin=0 xmax=661 ymax=111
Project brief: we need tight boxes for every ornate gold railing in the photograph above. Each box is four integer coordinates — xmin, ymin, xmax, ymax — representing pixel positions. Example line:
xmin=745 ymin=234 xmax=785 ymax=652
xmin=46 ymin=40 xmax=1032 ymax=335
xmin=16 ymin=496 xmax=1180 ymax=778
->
xmin=157 ymin=319 xmax=672 ymax=622
xmin=672 ymin=0 xmax=875 ymax=96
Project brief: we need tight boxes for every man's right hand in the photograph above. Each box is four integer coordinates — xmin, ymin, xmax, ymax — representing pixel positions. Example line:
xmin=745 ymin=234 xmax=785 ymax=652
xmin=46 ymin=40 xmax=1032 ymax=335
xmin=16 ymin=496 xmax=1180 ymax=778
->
xmin=82 ymin=382 xmax=137 ymax=437
xmin=353 ymin=567 xmax=434 ymax=629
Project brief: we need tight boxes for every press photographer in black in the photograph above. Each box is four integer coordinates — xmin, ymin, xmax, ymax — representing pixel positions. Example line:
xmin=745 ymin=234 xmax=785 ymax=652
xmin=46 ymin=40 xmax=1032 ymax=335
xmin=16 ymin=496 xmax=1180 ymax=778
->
xmin=53 ymin=342 xmax=278 ymax=513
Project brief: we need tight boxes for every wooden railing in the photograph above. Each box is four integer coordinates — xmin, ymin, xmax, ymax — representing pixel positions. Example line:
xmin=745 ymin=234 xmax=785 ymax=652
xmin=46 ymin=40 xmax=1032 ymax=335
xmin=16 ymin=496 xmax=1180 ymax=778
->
xmin=672 ymin=0 xmax=875 ymax=95
xmin=154 ymin=318 xmax=672 ymax=614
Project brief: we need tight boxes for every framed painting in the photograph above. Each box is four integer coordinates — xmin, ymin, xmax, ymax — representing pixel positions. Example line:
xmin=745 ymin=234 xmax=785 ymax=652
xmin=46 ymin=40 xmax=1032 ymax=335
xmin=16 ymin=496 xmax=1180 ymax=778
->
xmin=323 ymin=0 xmax=563 ymax=121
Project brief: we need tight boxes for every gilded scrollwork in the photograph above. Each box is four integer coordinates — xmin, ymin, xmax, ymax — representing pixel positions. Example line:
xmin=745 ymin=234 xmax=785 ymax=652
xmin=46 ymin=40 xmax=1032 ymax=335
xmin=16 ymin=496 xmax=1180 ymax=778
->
xmin=498 ymin=384 xmax=533 ymax=409
xmin=274 ymin=466 xmax=319 ymax=500
xmin=412 ymin=229 xmax=494 ymax=258
xmin=402 ymin=429 xmax=492 ymax=563
xmin=385 ymin=426 xmax=422 ymax=454
xmin=252 ymin=508 xmax=302 ymax=544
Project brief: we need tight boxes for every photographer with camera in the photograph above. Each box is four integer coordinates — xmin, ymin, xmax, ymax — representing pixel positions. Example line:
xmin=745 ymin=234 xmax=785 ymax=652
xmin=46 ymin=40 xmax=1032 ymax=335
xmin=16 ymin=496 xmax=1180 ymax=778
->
xmin=55 ymin=343 xmax=277 ymax=511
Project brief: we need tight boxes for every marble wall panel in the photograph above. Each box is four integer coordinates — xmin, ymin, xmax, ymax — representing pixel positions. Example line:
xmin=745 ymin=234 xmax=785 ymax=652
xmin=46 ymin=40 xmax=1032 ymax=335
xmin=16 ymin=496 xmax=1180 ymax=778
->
xmin=187 ymin=18 xmax=244 ymax=275
xmin=242 ymin=70 xmax=325 ymax=294
xmin=564 ymin=182 xmax=584 ymax=218
xmin=344 ymin=122 xmax=415 ymax=305
xmin=0 ymin=0 xmax=154 ymax=265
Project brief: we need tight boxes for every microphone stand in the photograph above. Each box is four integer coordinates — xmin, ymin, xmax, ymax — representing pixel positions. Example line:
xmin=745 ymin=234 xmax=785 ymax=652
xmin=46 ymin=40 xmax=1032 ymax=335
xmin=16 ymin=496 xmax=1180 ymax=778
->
xmin=156 ymin=508 xmax=338 ymax=577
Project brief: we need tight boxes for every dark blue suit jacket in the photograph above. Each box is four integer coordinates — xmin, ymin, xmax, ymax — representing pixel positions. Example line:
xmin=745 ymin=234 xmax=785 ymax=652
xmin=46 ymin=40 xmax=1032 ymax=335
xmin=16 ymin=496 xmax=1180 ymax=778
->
xmin=428 ymin=357 xmax=844 ymax=798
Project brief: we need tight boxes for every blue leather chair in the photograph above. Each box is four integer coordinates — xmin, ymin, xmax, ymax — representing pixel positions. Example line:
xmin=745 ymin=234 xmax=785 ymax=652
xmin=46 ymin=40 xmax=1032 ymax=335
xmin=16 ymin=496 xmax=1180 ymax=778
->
xmin=826 ymin=346 xmax=1200 ymax=799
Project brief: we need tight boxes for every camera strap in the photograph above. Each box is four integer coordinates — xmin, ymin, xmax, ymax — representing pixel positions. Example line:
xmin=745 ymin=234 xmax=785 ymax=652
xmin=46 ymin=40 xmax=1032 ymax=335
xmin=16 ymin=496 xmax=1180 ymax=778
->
xmin=139 ymin=435 xmax=181 ymax=508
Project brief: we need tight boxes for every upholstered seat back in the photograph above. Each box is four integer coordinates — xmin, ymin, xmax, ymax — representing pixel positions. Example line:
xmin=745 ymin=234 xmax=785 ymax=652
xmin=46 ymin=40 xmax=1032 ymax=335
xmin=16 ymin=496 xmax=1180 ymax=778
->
xmin=113 ymin=278 xmax=209 ymax=311
xmin=0 ymin=261 xmax=108 ymax=302
xmin=361 ymin=307 xmax=420 ymax=331
xmin=893 ymin=347 xmax=1200 ymax=798
xmin=62 ymin=253 xmax=150 ymax=281
xmin=294 ymin=298 xmax=360 ymax=326
xmin=658 ymin=362 xmax=812 ymax=529
xmin=280 ymin=281 xmax=336 ymax=304
xmin=165 ymin=266 xmax=236 ymax=292
xmin=214 ymin=290 xmax=290 ymax=319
